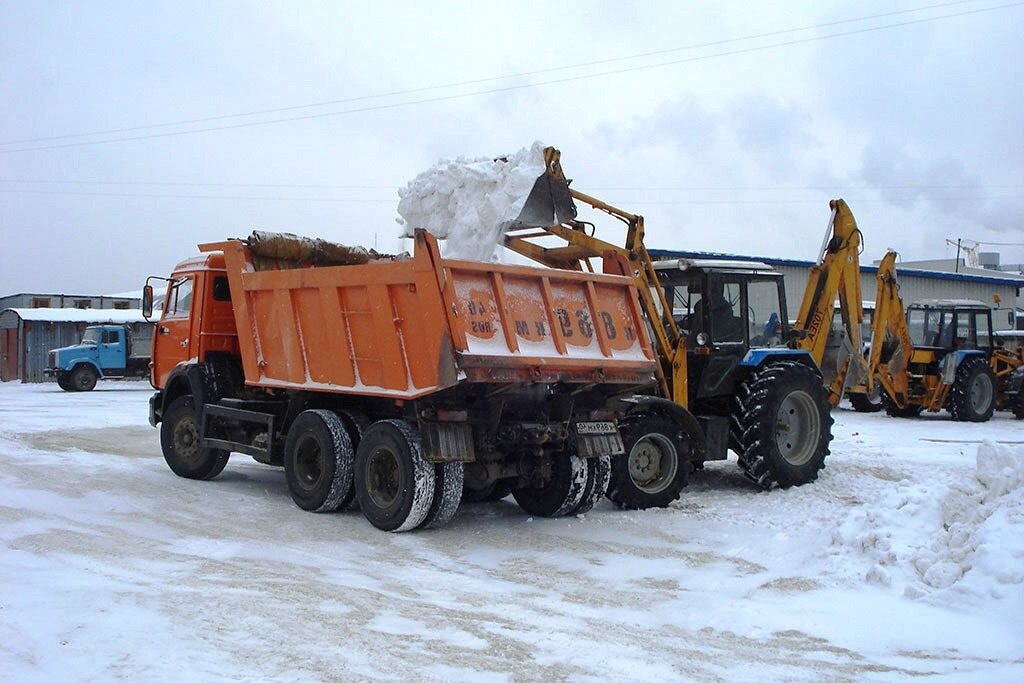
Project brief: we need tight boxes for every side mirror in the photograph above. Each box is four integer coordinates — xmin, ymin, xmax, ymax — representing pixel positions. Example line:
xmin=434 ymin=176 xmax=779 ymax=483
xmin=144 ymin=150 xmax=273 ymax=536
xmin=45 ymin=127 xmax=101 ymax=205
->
xmin=142 ymin=285 xmax=154 ymax=320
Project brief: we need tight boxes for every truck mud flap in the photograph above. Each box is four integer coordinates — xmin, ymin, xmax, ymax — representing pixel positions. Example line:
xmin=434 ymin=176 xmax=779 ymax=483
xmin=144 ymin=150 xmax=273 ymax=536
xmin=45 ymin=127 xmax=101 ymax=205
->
xmin=421 ymin=422 xmax=475 ymax=462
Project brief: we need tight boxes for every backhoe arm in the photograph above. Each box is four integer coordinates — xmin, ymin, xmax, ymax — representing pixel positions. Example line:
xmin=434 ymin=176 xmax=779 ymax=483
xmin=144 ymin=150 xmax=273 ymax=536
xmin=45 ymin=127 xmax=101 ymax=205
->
xmin=869 ymin=251 xmax=914 ymax=408
xmin=792 ymin=199 xmax=869 ymax=404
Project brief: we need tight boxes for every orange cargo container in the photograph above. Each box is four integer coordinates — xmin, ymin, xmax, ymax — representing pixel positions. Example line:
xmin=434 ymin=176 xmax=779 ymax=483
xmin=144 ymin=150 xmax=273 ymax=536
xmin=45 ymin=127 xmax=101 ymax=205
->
xmin=145 ymin=229 xmax=659 ymax=531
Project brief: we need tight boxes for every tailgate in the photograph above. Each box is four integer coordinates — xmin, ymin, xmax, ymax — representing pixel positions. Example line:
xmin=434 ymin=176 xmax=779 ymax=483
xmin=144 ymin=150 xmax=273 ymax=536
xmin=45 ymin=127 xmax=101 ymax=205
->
xmin=440 ymin=258 xmax=657 ymax=383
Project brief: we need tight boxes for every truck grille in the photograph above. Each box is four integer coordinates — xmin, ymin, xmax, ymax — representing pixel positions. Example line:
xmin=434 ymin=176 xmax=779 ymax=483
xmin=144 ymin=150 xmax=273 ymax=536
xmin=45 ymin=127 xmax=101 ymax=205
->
xmin=48 ymin=351 xmax=57 ymax=368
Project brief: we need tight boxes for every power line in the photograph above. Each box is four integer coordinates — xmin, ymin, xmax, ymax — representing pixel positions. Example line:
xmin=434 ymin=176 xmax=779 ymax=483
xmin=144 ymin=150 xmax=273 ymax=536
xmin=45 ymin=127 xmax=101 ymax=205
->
xmin=1 ymin=188 xmax=1016 ymax=204
xmin=6 ymin=179 xmax=1024 ymax=192
xmin=2 ymin=1 xmax=1019 ymax=154
xmin=0 ymin=0 xmax=985 ymax=148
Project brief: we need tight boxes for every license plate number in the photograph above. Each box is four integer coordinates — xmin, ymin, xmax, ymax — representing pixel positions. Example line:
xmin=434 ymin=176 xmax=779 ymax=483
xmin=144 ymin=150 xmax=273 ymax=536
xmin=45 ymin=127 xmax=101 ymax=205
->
xmin=576 ymin=421 xmax=616 ymax=435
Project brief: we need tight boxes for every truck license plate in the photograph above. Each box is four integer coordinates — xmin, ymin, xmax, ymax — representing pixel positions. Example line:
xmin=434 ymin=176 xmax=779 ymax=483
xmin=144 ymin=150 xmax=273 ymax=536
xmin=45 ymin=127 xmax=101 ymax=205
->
xmin=575 ymin=421 xmax=616 ymax=435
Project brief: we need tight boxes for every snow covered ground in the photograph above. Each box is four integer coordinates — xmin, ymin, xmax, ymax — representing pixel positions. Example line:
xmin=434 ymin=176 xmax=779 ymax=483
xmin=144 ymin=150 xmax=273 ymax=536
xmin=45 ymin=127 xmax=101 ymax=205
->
xmin=1 ymin=381 xmax=1022 ymax=682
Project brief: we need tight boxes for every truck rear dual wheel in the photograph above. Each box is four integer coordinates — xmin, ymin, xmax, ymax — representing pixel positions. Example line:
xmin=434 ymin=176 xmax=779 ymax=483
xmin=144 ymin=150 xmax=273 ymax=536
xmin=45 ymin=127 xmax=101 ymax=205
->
xmin=733 ymin=361 xmax=833 ymax=489
xmin=947 ymin=357 xmax=996 ymax=422
xmin=284 ymin=410 xmax=355 ymax=513
xmin=512 ymin=453 xmax=588 ymax=517
xmin=355 ymin=419 xmax=459 ymax=532
xmin=606 ymin=416 xmax=690 ymax=510
xmin=512 ymin=452 xmax=610 ymax=517
xmin=160 ymin=396 xmax=230 ymax=480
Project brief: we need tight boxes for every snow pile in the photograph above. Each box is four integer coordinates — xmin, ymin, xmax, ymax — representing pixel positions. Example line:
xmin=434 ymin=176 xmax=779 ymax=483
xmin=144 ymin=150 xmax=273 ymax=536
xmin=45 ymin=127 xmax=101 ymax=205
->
xmin=915 ymin=441 xmax=1024 ymax=596
xmin=396 ymin=142 xmax=547 ymax=262
xmin=833 ymin=440 xmax=1024 ymax=601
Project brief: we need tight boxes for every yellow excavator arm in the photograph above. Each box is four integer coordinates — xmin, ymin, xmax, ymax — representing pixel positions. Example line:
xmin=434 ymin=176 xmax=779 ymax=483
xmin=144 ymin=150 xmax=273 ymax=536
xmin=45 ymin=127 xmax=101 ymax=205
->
xmin=791 ymin=199 xmax=870 ymax=404
xmin=868 ymin=250 xmax=914 ymax=408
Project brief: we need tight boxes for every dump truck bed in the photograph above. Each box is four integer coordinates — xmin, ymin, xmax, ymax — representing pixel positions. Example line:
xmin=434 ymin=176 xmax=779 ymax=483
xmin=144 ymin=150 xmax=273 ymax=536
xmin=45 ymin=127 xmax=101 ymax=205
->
xmin=202 ymin=230 xmax=656 ymax=399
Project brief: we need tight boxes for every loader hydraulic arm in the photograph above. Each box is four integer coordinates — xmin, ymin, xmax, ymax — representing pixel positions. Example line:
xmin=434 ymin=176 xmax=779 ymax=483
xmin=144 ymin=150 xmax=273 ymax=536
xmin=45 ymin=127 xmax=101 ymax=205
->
xmin=791 ymin=199 xmax=870 ymax=404
xmin=502 ymin=147 xmax=687 ymax=404
xmin=868 ymin=251 xmax=914 ymax=408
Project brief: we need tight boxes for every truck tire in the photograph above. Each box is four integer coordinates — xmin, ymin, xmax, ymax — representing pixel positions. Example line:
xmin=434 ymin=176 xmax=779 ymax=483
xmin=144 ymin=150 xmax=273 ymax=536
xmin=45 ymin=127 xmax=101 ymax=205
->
xmin=70 ymin=364 xmax=98 ymax=392
xmin=1014 ymin=390 xmax=1024 ymax=420
xmin=512 ymin=453 xmax=587 ymax=517
xmin=284 ymin=409 xmax=355 ymax=512
xmin=567 ymin=454 xmax=611 ymax=516
xmin=418 ymin=461 xmax=464 ymax=530
xmin=355 ymin=420 xmax=436 ymax=532
xmin=947 ymin=356 xmax=996 ymax=422
xmin=160 ymin=396 xmax=230 ymax=480
xmin=734 ymin=361 xmax=833 ymax=489
xmin=606 ymin=416 xmax=689 ymax=510
xmin=56 ymin=375 xmax=75 ymax=391
xmin=336 ymin=409 xmax=371 ymax=510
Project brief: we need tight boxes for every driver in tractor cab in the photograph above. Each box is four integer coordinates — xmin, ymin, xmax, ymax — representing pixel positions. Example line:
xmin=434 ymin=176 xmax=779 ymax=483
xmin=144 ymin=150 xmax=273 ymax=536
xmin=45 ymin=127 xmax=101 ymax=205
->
xmin=693 ymin=280 xmax=744 ymax=343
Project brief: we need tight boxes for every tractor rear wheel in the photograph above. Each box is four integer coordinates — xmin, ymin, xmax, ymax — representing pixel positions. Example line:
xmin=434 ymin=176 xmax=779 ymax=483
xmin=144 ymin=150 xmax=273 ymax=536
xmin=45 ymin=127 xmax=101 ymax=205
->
xmin=947 ymin=356 xmax=995 ymax=422
xmin=733 ymin=361 xmax=833 ymax=489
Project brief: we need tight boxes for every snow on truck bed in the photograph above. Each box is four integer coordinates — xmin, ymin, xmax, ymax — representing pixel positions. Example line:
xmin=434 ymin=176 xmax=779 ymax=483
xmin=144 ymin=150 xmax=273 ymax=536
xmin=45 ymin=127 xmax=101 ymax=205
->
xmin=1 ymin=381 xmax=1022 ymax=681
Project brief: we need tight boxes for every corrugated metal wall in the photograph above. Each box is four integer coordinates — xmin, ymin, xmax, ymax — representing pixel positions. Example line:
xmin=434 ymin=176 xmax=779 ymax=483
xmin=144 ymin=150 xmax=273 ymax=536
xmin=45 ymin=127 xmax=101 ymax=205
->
xmin=776 ymin=265 xmax=1018 ymax=331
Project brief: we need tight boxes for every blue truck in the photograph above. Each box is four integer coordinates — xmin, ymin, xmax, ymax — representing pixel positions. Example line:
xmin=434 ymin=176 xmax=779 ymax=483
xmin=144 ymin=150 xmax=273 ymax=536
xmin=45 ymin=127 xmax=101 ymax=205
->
xmin=45 ymin=324 xmax=151 ymax=391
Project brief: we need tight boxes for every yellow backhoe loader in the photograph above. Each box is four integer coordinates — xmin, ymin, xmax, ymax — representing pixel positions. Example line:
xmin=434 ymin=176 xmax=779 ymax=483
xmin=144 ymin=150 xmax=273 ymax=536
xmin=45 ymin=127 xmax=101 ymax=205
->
xmin=868 ymin=252 xmax=999 ymax=421
xmin=506 ymin=147 xmax=834 ymax=504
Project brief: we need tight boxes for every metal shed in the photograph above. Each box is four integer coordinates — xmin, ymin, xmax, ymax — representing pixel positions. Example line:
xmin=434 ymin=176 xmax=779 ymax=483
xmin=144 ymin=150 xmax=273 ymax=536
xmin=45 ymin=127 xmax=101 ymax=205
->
xmin=0 ymin=308 xmax=150 ymax=383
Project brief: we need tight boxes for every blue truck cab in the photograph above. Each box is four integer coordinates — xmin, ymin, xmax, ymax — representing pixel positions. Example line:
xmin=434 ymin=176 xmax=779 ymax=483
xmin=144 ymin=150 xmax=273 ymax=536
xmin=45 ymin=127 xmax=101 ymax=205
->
xmin=45 ymin=324 xmax=150 ymax=391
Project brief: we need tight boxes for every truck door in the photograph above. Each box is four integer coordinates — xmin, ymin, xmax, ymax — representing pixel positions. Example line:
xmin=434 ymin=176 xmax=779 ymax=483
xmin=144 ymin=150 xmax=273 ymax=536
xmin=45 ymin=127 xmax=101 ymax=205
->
xmin=98 ymin=328 xmax=124 ymax=371
xmin=152 ymin=275 xmax=196 ymax=387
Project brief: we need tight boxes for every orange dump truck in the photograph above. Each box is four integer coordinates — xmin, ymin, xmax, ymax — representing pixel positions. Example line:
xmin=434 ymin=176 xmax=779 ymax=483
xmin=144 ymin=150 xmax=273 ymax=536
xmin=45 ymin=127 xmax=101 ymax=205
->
xmin=144 ymin=229 xmax=658 ymax=531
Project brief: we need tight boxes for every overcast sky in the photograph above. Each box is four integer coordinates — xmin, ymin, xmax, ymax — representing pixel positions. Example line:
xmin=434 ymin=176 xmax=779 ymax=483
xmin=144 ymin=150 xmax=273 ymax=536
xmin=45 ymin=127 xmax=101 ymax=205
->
xmin=2 ymin=1 xmax=1022 ymax=296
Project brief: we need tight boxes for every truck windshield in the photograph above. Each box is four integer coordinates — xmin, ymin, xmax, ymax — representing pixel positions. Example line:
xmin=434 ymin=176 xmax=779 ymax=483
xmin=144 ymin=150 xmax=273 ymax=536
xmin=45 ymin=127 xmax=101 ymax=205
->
xmin=81 ymin=328 xmax=101 ymax=344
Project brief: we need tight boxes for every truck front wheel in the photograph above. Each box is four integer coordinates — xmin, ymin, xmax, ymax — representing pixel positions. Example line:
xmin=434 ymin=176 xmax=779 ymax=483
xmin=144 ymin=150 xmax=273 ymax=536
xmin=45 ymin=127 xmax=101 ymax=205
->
xmin=355 ymin=420 xmax=436 ymax=532
xmin=56 ymin=374 xmax=75 ymax=391
xmin=70 ymin=365 xmax=98 ymax=392
xmin=160 ymin=396 xmax=229 ymax=480
xmin=284 ymin=410 xmax=355 ymax=512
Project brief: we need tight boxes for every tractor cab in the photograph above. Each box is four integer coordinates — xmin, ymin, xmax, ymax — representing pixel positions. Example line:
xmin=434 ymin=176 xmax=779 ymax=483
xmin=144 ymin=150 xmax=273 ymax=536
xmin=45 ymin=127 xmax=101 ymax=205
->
xmin=906 ymin=299 xmax=993 ymax=358
xmin=653 ymin=258 xmax=792 ymax=406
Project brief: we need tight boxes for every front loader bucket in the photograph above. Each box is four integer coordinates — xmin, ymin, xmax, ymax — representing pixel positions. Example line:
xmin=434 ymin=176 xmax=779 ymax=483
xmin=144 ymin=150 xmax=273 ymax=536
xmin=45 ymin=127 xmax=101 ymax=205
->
xmin=507 ymin=147 xmax=578 ymax=229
